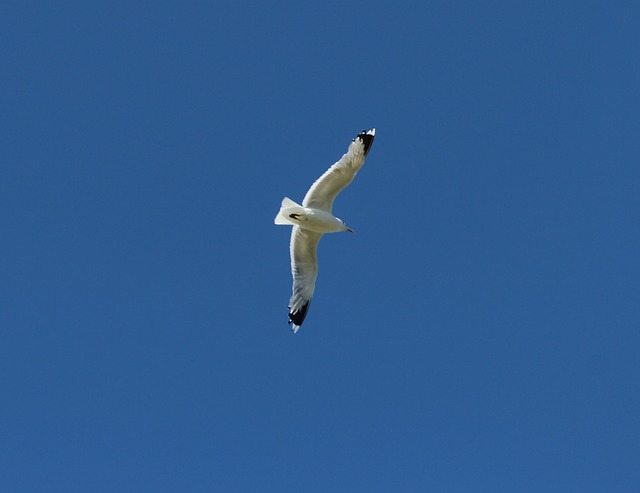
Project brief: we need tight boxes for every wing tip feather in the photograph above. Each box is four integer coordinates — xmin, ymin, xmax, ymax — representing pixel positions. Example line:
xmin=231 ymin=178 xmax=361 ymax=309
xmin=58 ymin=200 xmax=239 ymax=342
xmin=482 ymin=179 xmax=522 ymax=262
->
xmin=357 ymin=128 xmax=375 ymax=157
xmin=288 ymin=299 xmax=311 ymax=332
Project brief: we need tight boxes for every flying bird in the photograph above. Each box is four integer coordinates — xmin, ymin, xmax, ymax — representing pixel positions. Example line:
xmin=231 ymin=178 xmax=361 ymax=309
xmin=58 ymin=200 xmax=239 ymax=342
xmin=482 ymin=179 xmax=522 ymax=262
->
xmin=275 ymin=128 xmax=376 ymax=333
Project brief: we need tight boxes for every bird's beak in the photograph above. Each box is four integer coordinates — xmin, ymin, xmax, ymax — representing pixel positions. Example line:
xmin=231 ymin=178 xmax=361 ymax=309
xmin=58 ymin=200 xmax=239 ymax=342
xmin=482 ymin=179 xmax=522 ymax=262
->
xmin=346 ymin=227 xmax=354 ymax=233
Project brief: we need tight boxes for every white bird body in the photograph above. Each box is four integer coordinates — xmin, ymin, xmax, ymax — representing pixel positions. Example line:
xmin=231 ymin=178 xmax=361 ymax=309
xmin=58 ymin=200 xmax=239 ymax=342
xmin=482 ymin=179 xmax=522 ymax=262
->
xmin=275 ymin=199 xmax=351 ymax=233
xmin=275 ymin=129 xmax=375 ymax=333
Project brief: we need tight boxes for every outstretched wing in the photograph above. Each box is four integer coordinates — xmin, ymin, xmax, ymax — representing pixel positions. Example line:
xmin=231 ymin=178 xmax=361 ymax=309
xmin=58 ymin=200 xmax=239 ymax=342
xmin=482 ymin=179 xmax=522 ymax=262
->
xmin=302 ymin=129 xmax=375 ymax=213
xmin=288 ymin=226 xmax=323 ymax=333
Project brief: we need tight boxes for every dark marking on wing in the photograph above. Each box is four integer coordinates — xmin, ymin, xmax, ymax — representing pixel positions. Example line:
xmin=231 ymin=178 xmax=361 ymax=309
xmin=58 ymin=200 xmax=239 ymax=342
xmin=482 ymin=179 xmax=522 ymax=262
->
xmin=289 ymin=213 xmax=301 ymax=220
xmin=288 ymin=299 xmax=311 ymax=328
xmin=357 ymin=130 xmax=375 ymax=157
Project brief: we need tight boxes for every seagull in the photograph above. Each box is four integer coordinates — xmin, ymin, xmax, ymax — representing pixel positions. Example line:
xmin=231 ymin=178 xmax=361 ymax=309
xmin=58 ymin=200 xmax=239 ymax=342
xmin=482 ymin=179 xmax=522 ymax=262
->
xmin=275 ymin=128 xmax=375 ymax=333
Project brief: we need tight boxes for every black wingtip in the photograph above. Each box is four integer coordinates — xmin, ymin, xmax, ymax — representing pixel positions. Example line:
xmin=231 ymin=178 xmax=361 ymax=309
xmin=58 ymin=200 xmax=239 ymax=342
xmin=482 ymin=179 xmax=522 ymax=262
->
xmin=288 ymin=299 xmax=312 ymax=328
xmin=356 ymin=129 xmax=375 ymax=157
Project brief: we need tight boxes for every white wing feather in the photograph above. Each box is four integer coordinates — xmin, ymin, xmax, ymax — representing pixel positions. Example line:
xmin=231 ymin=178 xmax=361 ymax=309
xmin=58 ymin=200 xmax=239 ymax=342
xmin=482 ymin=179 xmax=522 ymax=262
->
xmin=302 ymin=129 xmax=375 ymax=212
xmin=288 ymin=226 xmax=322 ymax=333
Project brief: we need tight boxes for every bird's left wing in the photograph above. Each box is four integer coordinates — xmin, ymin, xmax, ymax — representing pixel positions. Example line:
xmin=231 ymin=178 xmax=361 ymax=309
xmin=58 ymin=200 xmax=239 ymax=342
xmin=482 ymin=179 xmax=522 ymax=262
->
xmin=302 ymin=129 xmax=375 ymax=213
xmin=288 ymin=226 xmax=323 ymax=333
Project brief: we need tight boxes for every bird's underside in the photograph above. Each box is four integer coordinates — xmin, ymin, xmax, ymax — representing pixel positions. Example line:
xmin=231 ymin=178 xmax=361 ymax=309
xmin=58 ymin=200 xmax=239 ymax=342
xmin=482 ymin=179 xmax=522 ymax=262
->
xmin=275 ymin=128 xmax=375 ymax=333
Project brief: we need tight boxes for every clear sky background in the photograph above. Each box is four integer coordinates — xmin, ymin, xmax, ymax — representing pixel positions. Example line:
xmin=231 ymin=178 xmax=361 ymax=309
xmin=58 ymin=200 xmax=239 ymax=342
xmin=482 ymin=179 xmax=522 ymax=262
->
xmin=2 ymin=1 xmax=639 ymax=492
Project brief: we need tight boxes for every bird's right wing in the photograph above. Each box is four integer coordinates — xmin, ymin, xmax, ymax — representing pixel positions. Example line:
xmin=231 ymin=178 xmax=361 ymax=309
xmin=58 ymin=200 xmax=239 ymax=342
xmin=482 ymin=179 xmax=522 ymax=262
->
xmin=288 ymin=226 xmax=323 ymax=333
xmin=302 ymin=129 xmax=375 ymax=213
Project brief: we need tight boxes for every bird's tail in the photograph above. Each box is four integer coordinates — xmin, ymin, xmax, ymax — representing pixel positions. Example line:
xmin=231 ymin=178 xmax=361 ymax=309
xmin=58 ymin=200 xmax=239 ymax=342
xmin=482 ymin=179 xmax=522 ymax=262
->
xmin=274 ymin=197 xmax=304 ymax=225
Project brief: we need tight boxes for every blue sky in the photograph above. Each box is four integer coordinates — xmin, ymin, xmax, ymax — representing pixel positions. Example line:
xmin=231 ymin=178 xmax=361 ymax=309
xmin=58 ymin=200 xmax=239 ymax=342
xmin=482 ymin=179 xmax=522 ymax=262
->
xmin=2 ymin=1 xmax=639 ymax=491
